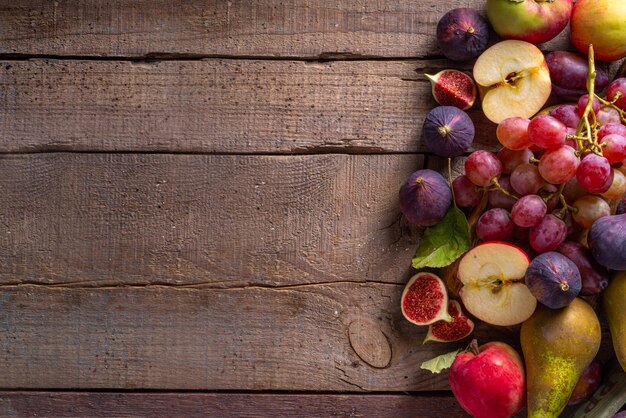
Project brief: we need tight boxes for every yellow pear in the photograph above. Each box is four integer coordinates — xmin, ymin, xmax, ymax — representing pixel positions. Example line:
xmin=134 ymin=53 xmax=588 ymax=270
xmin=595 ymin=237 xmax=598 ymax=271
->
xmin=521 ymin=298 xmax=601 ymax=418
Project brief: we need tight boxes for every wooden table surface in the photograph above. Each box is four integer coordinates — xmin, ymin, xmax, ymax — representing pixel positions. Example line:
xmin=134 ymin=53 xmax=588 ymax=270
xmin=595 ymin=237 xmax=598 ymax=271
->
xmin=0 ymin=1 xmax=623 ymax=417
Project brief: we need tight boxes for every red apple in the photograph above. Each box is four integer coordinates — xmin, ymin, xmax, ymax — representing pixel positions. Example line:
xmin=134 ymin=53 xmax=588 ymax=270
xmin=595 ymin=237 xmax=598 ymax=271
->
xmin=487 ymin=0 xmax=573 ymax=45
xmin=449 ymin=340 xmax=526 ymax=418
xmin=570 ymin=0 xmax=626 ymax=62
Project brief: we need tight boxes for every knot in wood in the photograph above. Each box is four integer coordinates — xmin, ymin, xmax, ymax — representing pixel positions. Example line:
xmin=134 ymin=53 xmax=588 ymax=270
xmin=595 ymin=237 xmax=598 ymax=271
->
xmin=348 ymin=319 xmax=391 ymax=369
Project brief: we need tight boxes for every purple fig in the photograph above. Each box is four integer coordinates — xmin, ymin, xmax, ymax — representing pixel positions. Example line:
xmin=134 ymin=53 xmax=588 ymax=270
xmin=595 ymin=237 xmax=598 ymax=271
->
xmin=557 ymin=241 xmax=609 ymax=295
xmin=399 ymin=169 xmax=452 ymax=227
xmin=546 ymin=51 xmax=609 ymax=101
xmin=437 ymin=8 xmax=490 ymax=61
xmin=587 ymin=213 xmax=626 ymax=270
xmin=422 ymin=106 xmax=475 ymax=158
xmin=525 ymin=252 xmax=581 ymax=309
xmin=426 ymin=70 xmax=476 ymax=110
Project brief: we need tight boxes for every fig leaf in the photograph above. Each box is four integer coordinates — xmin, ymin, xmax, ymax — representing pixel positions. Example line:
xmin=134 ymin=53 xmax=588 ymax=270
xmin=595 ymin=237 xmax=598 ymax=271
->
xmin=412 ymin=206 xmax=470 ymax=269
xmin=420 ymin=349 xmax=460 ymax=374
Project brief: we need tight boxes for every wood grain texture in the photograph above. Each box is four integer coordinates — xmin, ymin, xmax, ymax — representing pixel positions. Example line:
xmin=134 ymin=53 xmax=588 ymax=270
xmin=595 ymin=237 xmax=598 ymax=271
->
xmin=0 ymin=0 xmax=482 ymax=59
xmin=0 ymin=58 xmax=498 ymax=154
xmin=0 ymin=392 xmax=472 ymax=417
xmin=0 ymin=285 xmax=515 ymax=390
xmin=0 ymin=153 xmax=424 ymax=287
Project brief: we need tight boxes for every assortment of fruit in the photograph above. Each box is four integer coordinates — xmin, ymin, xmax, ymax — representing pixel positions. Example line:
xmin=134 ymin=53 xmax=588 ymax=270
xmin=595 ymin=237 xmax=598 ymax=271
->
xmin=398 ymin=1 xmax=626 ymax=417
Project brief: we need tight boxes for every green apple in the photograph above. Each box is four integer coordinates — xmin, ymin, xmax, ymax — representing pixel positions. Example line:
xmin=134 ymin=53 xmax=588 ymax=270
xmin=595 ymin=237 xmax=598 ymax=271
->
xmin=487 ymin=0 xmax=573 ymax=45
xmin=571 ymin=0 xmax=626 ymax=62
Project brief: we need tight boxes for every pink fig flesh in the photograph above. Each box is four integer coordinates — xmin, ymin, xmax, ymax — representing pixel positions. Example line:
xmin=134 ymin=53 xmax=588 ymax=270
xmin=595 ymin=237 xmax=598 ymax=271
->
xmin=424 ymin=300 xmax=474 ymax=343
xmin=401 ymin=272 xmax=452 ymax=326
xmin=426 ymin=69 xmax=476 ymax=110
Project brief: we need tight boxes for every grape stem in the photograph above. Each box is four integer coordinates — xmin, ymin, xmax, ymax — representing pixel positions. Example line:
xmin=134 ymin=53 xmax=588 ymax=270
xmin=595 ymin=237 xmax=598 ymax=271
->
xmin=490 ymin=177 xmax=519 ymax=200
xmin=594 ymin=93 xmax=626 ymax=123
xmin=574 ymin=45 xmax=602 ymax=155
xmin=557 ymin=182 xmax=578 ymax=217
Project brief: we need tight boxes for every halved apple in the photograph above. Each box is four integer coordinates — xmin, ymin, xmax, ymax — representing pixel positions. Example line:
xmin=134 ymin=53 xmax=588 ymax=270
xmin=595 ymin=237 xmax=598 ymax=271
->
xmin=458 ymin=242 xmax=537 ymax=326
xmin=473 ymin=40 xmax=552 ymax=124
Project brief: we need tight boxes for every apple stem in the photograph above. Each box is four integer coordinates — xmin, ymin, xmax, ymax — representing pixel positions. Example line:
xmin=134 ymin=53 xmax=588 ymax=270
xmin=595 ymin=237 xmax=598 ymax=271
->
xmin=467 ymin=339 xmax=480 ymax=356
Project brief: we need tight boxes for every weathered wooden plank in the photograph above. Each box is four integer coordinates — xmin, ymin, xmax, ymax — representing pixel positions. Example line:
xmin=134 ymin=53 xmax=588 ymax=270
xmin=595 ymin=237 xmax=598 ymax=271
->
xmin=0 ymin=0 xmax=484 ymax=58
xmin=0 ymin=285 xmax=515 ymax=390
xmin=0 ymin=153 xmax=424 ymax=287
xmin=0 ymin=392 xmax=473 ymax=417
xmin=0 ymin=59 xmax=498 ymax=154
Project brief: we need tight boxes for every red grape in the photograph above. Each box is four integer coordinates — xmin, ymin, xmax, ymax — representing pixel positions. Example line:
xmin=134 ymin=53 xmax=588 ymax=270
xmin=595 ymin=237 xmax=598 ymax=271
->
xmin=465 ymin=150 xmax=502 ymax=187
xmin=598 ymin=123 xmax=626 ymax=140
xmin=599 ymin=133 xmax=626 ymax=163
xmin=496 ymin=117 xmax=532 ymax=150
xmin=607 ymin=77 xmax=626 ymax=110
xmin=510 ymin=163 xmax=545 ymax=196
xmin=577 ymin=94 xmax=601 ymax=116
xmin=538 ymin=145 xmax=580 ymax=184
xmin=497 ymin=147 xmax=533 ymax=174
xmin=488 ymin=176 xmax=518 ymax=211
xmin=452 ymin=175 xmax=483 ymax=208
xmin=576 ymin=153 xmax=613 ymax=194
xmin=596 ymin=106 xmax=621 ymax=126
xmin=528 ymin=115 xmax=567 ymax=149
xmin=529 ymin=214 xmax=567 ymax=253
xmin=602 ymin=169 xmax=626 ymax=200
xmin=511 ymin=194 xmax=547 ymax=228
xmin=572 ymin=195 xmax=610 ymax=228
xmin=542 ymin=184 xmax=560 ymax=212
xmin=549 ymin=104 xmax=581 ymax=129
xmin=562 ymin=177 xmax=587 ymax=204
xmin=476 ymin=208 xmax=514 ymax=241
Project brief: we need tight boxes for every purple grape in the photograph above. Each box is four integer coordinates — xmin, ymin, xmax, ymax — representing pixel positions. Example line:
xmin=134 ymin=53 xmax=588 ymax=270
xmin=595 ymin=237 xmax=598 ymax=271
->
xmin=476 ymin=208 xmax=514 ymax=241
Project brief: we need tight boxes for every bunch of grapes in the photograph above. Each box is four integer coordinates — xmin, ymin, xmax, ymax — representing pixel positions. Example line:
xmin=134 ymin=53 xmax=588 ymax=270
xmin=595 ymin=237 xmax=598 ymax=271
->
xmin=454 ymin=73 xmax=626 ymax=256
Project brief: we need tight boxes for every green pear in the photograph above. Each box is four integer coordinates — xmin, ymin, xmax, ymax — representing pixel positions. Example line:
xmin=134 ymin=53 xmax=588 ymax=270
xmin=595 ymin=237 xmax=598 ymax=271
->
xmin=603 ymin=271 xmax=626 ymax=372
xmin=521 ymin=298 xmax=601 ymax=418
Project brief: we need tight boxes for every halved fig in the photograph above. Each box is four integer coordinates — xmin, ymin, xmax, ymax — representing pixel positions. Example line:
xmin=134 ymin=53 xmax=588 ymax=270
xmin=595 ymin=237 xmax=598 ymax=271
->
xmin=401 ymin=272 xmax=452 ymax=326
xmin=424 ymin=300 xmax=474 ymax=343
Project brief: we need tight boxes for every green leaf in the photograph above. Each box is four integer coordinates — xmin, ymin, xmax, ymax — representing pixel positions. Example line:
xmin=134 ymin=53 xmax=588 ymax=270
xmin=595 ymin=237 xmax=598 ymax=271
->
xmin=420 ymin=350 xmax=460 ymax=374
xmin=412 ymin=206 xmax=471 ymax=269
